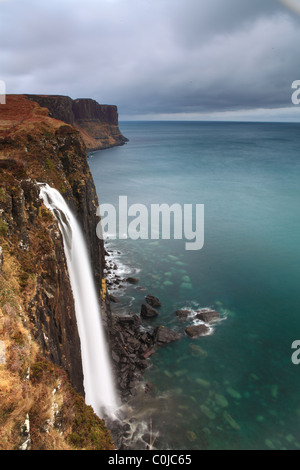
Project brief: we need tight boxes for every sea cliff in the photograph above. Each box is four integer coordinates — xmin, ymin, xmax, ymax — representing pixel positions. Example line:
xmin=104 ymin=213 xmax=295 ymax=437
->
xmin=0 ymin=95 xmax=117 ymax=449
xmin=26 ymin=94 xmax=128 ymax=151
xmin=0 ymin=95 xmax=163 ymax=450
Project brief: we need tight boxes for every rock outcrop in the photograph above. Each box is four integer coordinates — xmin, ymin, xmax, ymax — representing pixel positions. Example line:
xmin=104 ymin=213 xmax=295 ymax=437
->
xmin=26 ymin=94 xmax=128 ymax=151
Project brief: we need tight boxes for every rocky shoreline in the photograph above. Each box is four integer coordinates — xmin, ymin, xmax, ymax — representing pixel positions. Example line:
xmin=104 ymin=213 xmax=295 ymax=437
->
xmin=102 ymin=244 xmax=226 ymax=449
xmin=105 ymin=249 xmax=182 ymax=400
xmin=104 ymin=244 xmax=223 ymax=398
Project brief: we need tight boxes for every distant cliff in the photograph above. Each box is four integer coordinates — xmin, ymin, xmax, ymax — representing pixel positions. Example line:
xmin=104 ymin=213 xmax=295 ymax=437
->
xmin=26 ymin=94 xmax=128 ymax=151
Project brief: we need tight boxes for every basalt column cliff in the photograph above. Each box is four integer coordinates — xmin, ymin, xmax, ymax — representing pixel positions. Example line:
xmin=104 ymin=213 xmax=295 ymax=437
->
xmin=0 ymin=95 xmax=119 ymax=449
xmin=0 ymin=95 xmax=154 ymax=450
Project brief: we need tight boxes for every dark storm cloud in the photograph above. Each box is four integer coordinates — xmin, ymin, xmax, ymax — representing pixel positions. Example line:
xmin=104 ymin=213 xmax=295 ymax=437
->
xmin=1 ymin=0 xmax=300 ymax=119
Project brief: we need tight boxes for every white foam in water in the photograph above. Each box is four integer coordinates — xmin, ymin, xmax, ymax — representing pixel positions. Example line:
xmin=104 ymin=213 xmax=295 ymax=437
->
xmin=179 ymin=304 xmax=225 ymax=336
xmin=104 ymin=244 xmax=142 ymax=307
xmin=39 ymin=183 xmax=119 ymax=417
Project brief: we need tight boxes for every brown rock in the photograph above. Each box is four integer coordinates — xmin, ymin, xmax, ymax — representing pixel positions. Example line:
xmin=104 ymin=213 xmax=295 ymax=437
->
xmin=154 ymin=326 xmax=181 ymax=345
xmin=185 ymin=324 xmax=210 ymax=338
xmin=175 ymin=309 xmax=190 ymax=319
xmin=145 ymin=294 xmax=161 ymax=308
xmin=195 ymin=309 xmax=220 ymax=324
xmin=141 ymin=303 xmax=159 ymax=319
xmin=126 ymin=277 xmax=139 ymax=284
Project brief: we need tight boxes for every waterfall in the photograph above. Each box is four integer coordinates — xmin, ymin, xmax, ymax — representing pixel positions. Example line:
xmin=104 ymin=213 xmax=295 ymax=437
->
xmin=39 ymin=183 xmax=119 ymax=418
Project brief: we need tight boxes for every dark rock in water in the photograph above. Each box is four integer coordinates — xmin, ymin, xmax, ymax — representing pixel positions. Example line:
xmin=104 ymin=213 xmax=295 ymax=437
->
xmin=141 ymin=303 xmax=159 ymax=319
xmin=126 ymin=277 xmax=139 ymax=284
xmin=145 ymin=294 xmax=161 ymax=308
xmin=185 ymin=324 xmax=210 ymax=338
xmin=109 ymin=294 xmax=120 ymax=304
xmin=175 ymin=309 xmax=190 ymax=320
xmin=196 ymin=309 xmax=220 ymax=324
xmin=154 ymin=326 xmax=182 ymax=345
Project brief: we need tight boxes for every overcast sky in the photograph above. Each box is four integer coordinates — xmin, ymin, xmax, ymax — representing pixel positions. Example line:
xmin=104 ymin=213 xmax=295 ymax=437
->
xmin=1 ymin=0 xmax=300 ymax=120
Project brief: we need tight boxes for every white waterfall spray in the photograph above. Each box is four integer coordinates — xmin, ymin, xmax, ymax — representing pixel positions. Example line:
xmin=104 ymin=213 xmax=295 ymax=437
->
xmin=39 ymin=183 xmax=119 ymax=418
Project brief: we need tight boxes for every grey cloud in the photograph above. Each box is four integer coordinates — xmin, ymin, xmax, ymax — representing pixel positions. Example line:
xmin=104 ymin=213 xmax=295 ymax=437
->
xmin=1 ymin=0 xmax=300 ymax=119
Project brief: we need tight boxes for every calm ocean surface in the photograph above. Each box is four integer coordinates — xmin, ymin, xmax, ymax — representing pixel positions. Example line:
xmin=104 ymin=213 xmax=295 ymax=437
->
xmin=89 ymin=121 xmax=300 ymax=450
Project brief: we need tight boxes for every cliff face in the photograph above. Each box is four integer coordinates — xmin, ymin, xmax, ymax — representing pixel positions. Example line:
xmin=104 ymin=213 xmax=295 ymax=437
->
xmin=0 ymin=95 xmax=155 ymax=450
xmin=0 ymin=175 xmax=84 ymax=392
xmin=0 ymin=95 xmax=109 ymax=391
xmin=26 ymin=94 xmax=128 ymax=151
xmin=0 ymin=95 xmax=115 ymax=449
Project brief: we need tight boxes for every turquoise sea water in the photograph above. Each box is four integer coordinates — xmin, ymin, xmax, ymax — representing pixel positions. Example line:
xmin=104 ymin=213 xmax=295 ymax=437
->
xmin=89 ymin=121 xmax=300 ymax=450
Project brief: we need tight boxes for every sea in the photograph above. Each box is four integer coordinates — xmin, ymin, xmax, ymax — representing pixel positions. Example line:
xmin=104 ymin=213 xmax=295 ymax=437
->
xmin=88 ymin=121 xmax=300 ymax=450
